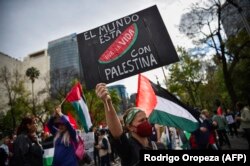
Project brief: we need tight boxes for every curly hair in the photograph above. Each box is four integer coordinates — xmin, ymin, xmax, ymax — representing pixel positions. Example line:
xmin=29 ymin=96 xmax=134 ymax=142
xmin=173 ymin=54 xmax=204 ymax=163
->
xmin=16 ymin=117 xmax=34 ymax=135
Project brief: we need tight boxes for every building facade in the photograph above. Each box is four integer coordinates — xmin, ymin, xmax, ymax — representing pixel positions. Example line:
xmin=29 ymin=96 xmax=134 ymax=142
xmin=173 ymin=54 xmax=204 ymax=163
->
xmin=108 ymin=84 xmax=129 ymax=114
xmin=0 ymin=52 xmax=22 ymax=113
xmin=22 ymin=49 xmax=50 ymax=102
xmin=48 ymin=33 xmax=83 ymax=95
xmin=221 ymin=0 xmax=250 ymax=37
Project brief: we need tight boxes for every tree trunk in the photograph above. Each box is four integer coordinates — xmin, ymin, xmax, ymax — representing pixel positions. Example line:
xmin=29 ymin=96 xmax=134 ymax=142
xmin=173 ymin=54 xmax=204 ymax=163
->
xmin=216 ymin=7 xmax=238 ymax=108
xmin=221 ymin=57 xmax=238 ymax=107
xmin=32 ymin=82 xmax=36 ymax=116
xmin=187 ymin=87 xmax=197 ymax=106
xmin=10 ymin=107 xmax=16 ymax=132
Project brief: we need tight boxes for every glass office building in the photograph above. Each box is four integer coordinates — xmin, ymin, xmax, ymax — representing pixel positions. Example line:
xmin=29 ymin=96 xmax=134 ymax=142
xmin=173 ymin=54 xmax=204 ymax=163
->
xmin=108 ymin=84 xmax=129 ymax=114
xmin=48 ymin=33 xmax=83 ymax=95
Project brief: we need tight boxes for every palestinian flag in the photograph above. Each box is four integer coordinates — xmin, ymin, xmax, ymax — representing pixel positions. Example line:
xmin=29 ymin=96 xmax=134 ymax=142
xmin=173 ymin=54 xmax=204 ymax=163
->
xmin=43 ymin=148 xmax=54 ymax=166
xmin=66 ymin=82 xmax=92 ymax=132
xmin=67 ymin=112 xmax=79 ymax=129
xmin=136 ymin=74 xmax=199 ymax=132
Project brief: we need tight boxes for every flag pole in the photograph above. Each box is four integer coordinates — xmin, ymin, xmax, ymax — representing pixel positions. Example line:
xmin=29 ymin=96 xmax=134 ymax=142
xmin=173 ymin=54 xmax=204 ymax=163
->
xmin=161 ymin=67 xmax=167 ymax=85
xmin=60 ymin=98 xmax=66 ymax=106
xmin=105 ymin=100 xmax=110 ymax=112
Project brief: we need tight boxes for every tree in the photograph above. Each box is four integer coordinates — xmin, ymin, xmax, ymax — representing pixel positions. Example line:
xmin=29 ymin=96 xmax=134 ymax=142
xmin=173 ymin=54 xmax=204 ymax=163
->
xmin=26 ymin=67 xmax=40 ymax=115
xmin=200 ymin=63 xmax=230 ymax=110
xmin=227 ymin=30 xmax=250 ymax=105
xmin=0 ymin=67 xmax=30 ymax=132
xmin=50 ymin=68 xmax=80 ymax=100
xmin=167 ymin=47 xmax=203 ymax=107
xmin=84 ymin=88 xmax=121 ymax=127
xmin=179 ymin=0 xmax=250 ymax=106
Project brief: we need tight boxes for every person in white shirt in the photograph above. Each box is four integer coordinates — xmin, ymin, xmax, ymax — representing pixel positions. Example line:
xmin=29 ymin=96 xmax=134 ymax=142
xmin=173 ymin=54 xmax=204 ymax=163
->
xmin=0 ymin=136 xmax=10 ymax=166
xmin=236 ymin=102 xmax=250 ymax=149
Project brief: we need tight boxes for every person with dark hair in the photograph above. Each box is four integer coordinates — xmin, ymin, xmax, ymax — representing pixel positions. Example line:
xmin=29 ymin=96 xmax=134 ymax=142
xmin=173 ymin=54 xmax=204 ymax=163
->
xmin=236 ymin=102 xmax=250 ymax=149
xmin=212 ymin=110 xmax=231 ymax=148
xmin=47 ymin=106 xmax=78 ymax=166
xmin=225 ymin=108 xmax=238 ymax=137
xmin=192 ymin=110 xmax=211 ymax=149
xmin=95 ymin=83 xmax=165 ymax=166
xmin=149 ymin=123 xmax=161 ymax=142
xmin=96 ymin=129 xmax=111 ymax=166
xmin=92 ymin=126 xmax=100 ymax=166
xmin=10 ymin=117 xmax=43 ymax=166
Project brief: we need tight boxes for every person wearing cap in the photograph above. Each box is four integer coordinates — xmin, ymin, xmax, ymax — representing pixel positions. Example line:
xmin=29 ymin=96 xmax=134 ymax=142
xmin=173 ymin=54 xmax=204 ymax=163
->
xmin=95 ymin=83 xmax=165 ymax=166
xmin=47 ymin=106 xmax=78 ymax=166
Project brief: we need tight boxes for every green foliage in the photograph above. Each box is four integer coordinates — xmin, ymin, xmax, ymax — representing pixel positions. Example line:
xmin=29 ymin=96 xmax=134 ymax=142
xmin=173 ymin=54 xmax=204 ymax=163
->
xmin=167 ymin=47 xmax=203 ymax=107
xmin=227 ymin=30 xmax=250 ymax=105
xmin=226 ymin=30 xmax=250 ymax=58
xmin=0 ymin=86 xmax=31 ymax=136
xmin=0 ymin=67 xmax=31 ymax=133
xmin=167 ymin=47 xmax=234 ymax=111
xmin=84 ymin=88 xmax=121 ymax=127
xmin=226 ymin=29 xmax=250 ymax=80
xmin=25 ymin=67 xmax=40 ymax=83
xmin=178 ymin=0 xmax=250 ymax=107
xmin=201 ymin=64 xmax=231 ymax=110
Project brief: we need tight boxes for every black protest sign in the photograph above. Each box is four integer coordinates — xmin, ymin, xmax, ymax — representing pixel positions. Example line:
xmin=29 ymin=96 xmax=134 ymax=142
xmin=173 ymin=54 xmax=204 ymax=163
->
xmin=77 ymin=5 xmax=179 ymax=89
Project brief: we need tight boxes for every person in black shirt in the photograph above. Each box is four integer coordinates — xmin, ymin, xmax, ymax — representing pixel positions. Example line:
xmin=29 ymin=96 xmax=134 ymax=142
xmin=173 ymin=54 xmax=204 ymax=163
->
xmin=92 ymin=127 xmax=100 ymax=166
xmin=96 ymin=129 xmax=111 ymax=166
xmin=10 ymin=117 xmax=43 ymax=166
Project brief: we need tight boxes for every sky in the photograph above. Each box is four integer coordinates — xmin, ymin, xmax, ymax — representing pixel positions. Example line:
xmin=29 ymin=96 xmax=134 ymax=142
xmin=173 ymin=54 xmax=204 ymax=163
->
xmin=0 ymin=0 xmax=198 ymax=95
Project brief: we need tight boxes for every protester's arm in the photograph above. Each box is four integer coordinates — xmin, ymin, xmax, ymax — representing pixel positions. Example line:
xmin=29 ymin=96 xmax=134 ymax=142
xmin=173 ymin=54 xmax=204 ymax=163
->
xmin=56 ymin=106 xmax=77 ymax=142
xmin=47 ymin=116 xmax=57 ymax=135
xmin=96 ymin=83 xmax=123 ymax=138
xmin=61 ymin=115 xmax=77 ymax=141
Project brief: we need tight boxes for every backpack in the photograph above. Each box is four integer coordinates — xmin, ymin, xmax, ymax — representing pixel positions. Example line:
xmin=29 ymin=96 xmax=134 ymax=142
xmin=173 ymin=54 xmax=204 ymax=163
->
xmin=73 ymin=135 xmax=85 ymax=160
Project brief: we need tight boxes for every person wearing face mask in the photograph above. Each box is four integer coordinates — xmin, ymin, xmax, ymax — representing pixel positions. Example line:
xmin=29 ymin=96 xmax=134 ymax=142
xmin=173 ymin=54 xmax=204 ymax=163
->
xmin=47 ymin=106 xmax=78 ymax=166
xmin=95 ymin=83 xmax=165 ymax=166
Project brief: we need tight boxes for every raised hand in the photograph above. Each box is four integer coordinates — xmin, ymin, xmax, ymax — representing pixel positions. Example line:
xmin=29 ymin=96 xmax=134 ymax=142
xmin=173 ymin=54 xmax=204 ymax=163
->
xmin=55 ymin=105 xmax=63 ymax=117
xmin=95 ymin=83 xmax=111 ymax=102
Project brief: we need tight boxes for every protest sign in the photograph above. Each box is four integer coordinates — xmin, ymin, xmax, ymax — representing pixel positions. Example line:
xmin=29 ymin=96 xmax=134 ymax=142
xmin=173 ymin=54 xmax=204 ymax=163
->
xmin=82 ymin=132 xmax=95 ymax=152
xmin=77 ymin=5 xmax=179 ymax=89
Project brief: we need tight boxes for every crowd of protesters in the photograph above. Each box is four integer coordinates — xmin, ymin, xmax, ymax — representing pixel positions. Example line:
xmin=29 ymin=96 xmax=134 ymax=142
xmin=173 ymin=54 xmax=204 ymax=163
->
xmin=1 ymin=84 xmax=250 ymax=166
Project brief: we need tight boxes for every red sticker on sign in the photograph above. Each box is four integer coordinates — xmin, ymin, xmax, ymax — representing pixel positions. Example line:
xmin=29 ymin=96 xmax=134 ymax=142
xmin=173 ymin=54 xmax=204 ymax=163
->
xmin=98 ymin=23 xmax=138 ymax=64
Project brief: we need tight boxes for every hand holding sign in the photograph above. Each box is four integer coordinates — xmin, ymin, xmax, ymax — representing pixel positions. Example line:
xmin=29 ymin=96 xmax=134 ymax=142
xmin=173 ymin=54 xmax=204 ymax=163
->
xmin=95 ymin=83 xmax=111 ymax=111
xmin=77 ymin=5 xmax=179 ymax=89
xmin=54 ymin=105 xmax=63 ymax=117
